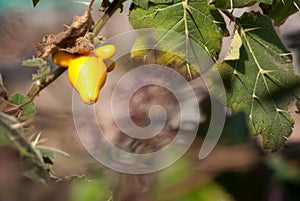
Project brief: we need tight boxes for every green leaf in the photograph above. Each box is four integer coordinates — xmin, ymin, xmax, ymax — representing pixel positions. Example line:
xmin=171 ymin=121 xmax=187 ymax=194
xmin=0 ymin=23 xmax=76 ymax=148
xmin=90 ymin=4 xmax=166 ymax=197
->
xmin=210 ymin=0 xmax=272 ymax=9
xmin=151 ymin=0 xmax=174 ymax=3
xmin=260 ymin=0 xmax=300 ymax=26
xmin=133 ymin=0 xmax=150 ymax=9
xmin=216 ymin=12 xmax=300 ymax=150
xmin=32 ymin=0 xmax=40 ymax=7
xmin=133 ymin=0 xmax=174 ymax=9
xmin=10 ymin=93 xmax=36 ymax=121
xmin=22 ymin=57 xmax=47 ymax=67
xmin=129 ymin=0 xmax=227 ymax=61
xmin=32 ymin=64 xmax=51 ymax=81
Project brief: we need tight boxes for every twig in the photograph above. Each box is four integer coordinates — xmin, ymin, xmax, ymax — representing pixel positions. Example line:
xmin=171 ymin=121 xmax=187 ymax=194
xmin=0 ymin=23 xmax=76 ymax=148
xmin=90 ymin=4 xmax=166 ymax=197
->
xmin=92 ymin=0 xmax=126 ymax=37
xmin=26 ymin=67 xmax=67 ymax=100
xmin=221 ymin=9 xmax=236 ymax=22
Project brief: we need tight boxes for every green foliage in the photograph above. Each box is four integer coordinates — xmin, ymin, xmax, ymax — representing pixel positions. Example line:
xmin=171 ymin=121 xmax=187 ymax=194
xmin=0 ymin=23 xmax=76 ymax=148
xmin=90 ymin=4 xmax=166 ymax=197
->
xmin=22 ymin=57 xmax=47 ymax=67
xmin=260 ymin=0 xmax=300 ymax=26
xmin=215 ymin=12 xmax=300 ymax=150
xmin=10 ymin=93 xmax=36 ymax=122
xmin=133 ymin=0 xmax=174 ymax=9
xmin=22 ymin=57 xmax=51 ymax=81
xmin=129 ymin=0 xmax=300 ymax=151
xmin=211 ymin=0 xmax=272 ymax=9
xmin=18 ymin=0 xmax=300 ymax=200
xmin=129 ymin=0 xmax=227 ymax=61
xmin=32 ymin=64 xmax=51 ymax=81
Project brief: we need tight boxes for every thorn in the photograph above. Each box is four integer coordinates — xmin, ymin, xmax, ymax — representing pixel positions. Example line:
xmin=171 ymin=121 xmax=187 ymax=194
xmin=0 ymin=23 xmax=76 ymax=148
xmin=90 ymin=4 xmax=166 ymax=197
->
xmin=36 ymin=80 xmax=41 ymax=86
xmin=72 ymin=1 xmax=90 ymax=6
xmin=249 ymin=114 xmax=252 ymax=120
xmin=230 ymin=0 xmax=233 ymax=10
xmin=252 ymin=93 xmax=259 ymax=100
xmin=10 ymin=120 xmax=33 ymax=129
xmin=283 ymin=136 xmax=288 ymax=140
xmin=32 ymin=132 xmax=42 ymax=147
xmin=182 ymin=0 xmax=191 ymax=13
xmin=63 ymin=24 xmax=70 ymax=29
xmin=233 ymin=69 xmax=239 ymax=76
xmin=242 ymin=27 xmax=261 ymax=33
xmin=276 ymin=108 xmax=288 ymax=113
xmin=279 ymin=52 xmax=293 ymax=56
xmin=212 ymin=20 xmax=222 ymax=24
xmin=260 ymin=69 xmax=277 ymax=74
xmin=294 ymin=2 xmax=300 ymax=11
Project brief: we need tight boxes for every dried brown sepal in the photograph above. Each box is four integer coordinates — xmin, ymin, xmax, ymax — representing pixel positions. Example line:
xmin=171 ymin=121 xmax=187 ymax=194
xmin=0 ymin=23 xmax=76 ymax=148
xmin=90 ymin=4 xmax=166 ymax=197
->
xmin=34 ymin=0 xmax=95 ymax=60
xmin=0 ymin=75 xmax=19 ymax=115
xmin=0 ymin=98 xmax=19 ymax=116
xmin=64 ymin=37 xmax=94 ymax=55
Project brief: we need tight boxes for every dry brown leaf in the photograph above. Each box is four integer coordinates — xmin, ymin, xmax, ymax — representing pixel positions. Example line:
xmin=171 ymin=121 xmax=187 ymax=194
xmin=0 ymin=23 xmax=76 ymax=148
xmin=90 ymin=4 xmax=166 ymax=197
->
xmin=0 ymin=98 xmax=20 ymax=116
xmin=34 ymin=1 xmax=95 ymax=60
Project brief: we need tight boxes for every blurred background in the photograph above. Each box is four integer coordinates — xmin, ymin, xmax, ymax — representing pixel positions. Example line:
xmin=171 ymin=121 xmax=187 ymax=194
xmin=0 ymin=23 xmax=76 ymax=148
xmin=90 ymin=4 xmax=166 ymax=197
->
xmin=1 ymin=0 xmax=300 ymax=201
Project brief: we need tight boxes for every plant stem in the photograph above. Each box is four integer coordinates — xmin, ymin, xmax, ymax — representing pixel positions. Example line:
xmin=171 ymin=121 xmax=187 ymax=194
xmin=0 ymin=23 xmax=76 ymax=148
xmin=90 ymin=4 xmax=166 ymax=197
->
xmin=221 ymin=10 xmax=236 ymax=22
xmin=0 ymin=112 xmax=49 ymax=182
xmin=26 ymin=67 xmax=67 ymax=100
xmin=92 ymin=0 xmax=126 ymax=37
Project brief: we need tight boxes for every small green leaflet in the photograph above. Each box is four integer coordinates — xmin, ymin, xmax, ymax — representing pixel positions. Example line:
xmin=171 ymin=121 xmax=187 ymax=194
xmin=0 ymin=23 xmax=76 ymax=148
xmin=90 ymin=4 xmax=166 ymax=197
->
xmin=32 ymin=64 xmax=51 ymax=81
xmin=22 ymin=57 xmax=47 ymax=67
xmin=224 ymin=29 xmax=242 ymax=61
xmin=210 ymin=0 xmax=272 ymax=9
xmin=260 ymin=0 xmax=300 ymax=26
xmin=216 ymin=12 xmax=300 ymax=151
xmin=22 ymin=57 xmax=50 ymax=81
xmin=10 ymin=93 xmax=36 ymax=122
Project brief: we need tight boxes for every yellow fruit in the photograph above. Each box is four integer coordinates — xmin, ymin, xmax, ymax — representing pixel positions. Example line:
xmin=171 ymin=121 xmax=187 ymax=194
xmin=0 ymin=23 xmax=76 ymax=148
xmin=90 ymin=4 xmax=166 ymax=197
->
xmin=94 ymin=45 xmax=116 ymax=60
xmin=51 ymin=45 xmax=116 ymax=104
xmin=52 ymin=50 xmax=76 ymax=68
xmin=68 ymin=55 xmax=107 ymax=104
